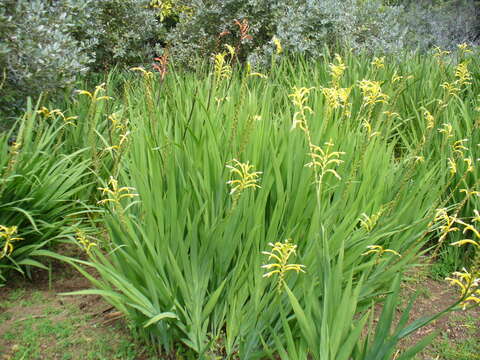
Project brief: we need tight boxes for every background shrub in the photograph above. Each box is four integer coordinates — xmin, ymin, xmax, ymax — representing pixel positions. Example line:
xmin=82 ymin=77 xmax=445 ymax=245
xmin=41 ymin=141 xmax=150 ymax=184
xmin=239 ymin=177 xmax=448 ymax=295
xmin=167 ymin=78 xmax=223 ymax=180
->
xmin=167 ymin=0 xmax=479 ymax=68
xmin=0 ymin=0 xmax=92 ymax=120
xmin=0 ymin=0 xmax=160 ymax=121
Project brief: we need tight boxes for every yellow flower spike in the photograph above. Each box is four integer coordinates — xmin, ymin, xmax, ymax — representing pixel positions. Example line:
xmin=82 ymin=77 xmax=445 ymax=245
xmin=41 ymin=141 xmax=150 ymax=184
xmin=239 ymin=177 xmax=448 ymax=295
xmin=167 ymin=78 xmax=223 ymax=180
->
xmin=249 ymin=72 xmax=268 ymax=79
xmin=0 ymin=225 xmax=23 ymax=258
xmin=460 ymin=188 xmax=480 ymax=199
xmin=272 ymin=36 xmax=283 ymax=55
xmin=362 ymin=245 xmax=401 ymax=258
xmin=328 ymin=54 xmax=347 ymax=87
xmin=226 ymin=159 xmax=262 ymax=198
xmin=430 ymin=208 xmax=460 ymax=242
xmin=358 ymin=80 xmax=389 ymax=106
xmin=305 ymin=141 xmax=345 ymax=182
xmin=383 ymin=111 xmax=400 ymax=119
xmin=359 ymin=208 xmax=385 ymax=232
xmin=438 ymin=123 xmax=454 ymax=138
xmin=213 ymin=52 xmax=232 ymax=80
xmin=391 ymin=71 xmax=404 ymax=83
xmin=455 ymin=61 xmax=472 ymax=86
xmin=321 ymin=87 xmax=352 ymax=111
xmin=423 ymin=109 xmax=435 ymax=130
xmin=447 ymin=158 xmax=457 ymax=175
xmin=262 ymin=239 xmax=306 ymax=292
xmin=440 ymin=82 xmax=460 ymax=96
xmin=76 ymin=83 xmax=112 ymax=102
xmin=462 ymin=223 xmax=480 ymax=239
xmin=37 ymin=107 xmax=76 ymax=125
xmin=457 ymin=43 xmax=472 ymax=53
xmin=463 ymin=158 xmax=474 ymax=173
xmin=289 ymin=86 xmax=315 ymax=131
xmin=433 ymin=46 xmax=451 ymax=67
xmin=131 ymin=67 xmax=154 ymax=78
xmin=412 ymin=156 xmax=425 ymax=164
xmin=224 ymin=44 xmax=236 ymax=58
xmin=371 ymin=56 xmax=385 ymax=69
xmin=446 ymin=268 xmax=479 ymax=310
xmin=452 ymin=139 xmax=469 ymax=156
xmin=362 ymin=119 xmax=380 ymax=138
xmin=98 ymin=177 xmax=138 ymax=210
xmin=433 ymin=46 xmax=451 ymax=58
xmin=288 ymin=86 xmax=314 ymax=131
xmin=75 ymin=228 xmax=97 ymax=255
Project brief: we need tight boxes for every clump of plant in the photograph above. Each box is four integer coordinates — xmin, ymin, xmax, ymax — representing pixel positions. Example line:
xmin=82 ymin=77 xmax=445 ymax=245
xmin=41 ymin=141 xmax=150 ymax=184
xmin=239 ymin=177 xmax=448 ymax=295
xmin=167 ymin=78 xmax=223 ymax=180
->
xmin=55 ymin=49 xmax=480 ymax=358
xmin=0 ymin=101 xmax=94 ymax=285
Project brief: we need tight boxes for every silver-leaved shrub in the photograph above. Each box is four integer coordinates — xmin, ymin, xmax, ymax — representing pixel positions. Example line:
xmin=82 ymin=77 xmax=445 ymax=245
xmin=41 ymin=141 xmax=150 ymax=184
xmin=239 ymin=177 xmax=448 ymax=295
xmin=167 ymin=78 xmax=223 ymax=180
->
xmin=167 ymin=0 xmax=479 ymax=68
xmin=0 ymin=0 xmax=160 ymax=119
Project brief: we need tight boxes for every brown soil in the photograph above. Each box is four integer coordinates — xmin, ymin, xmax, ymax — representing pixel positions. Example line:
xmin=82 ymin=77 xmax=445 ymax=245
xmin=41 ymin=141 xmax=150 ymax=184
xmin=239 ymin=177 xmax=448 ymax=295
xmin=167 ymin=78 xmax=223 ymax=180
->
xmin=0 ymin=257 xmax=478 ymax=360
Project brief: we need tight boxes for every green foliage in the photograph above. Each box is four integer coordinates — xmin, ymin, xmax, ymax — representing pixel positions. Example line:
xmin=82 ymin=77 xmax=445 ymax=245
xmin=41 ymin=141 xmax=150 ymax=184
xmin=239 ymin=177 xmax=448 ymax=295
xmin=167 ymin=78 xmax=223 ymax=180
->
xmin=1 ymin=46 xmax=479 ymax=356
xmin=50 ymin=49 xmax=479 ymax=358
xmin=0 ymin=100 xmax=93 ymax=284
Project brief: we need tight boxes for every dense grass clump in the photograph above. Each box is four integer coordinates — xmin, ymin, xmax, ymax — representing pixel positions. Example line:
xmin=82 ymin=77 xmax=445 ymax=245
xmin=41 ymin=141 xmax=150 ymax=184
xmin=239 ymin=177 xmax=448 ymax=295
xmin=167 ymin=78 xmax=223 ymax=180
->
xmin=2 ymin=48 xmax=479 ymax=358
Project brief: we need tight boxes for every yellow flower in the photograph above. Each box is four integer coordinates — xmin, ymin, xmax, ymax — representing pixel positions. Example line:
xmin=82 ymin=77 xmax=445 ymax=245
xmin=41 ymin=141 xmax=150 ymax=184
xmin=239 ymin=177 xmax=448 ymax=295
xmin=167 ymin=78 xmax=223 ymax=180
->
xmin=37 ymin=107 xmax=77 ymax=126
xmin=371 ymin=56 xmax=385 ymax=69
xmin=460 ymin=188 xmax=480 ymax=199
xmin=226 ymin=159 xmax=262 ymax=197
xmin=440 ymin=82 xmax=460 ymax=96
xmin=433 ymin=46 xmax=451 ymax=67
xmin=76 ymin=83 xmax=112 ymax=102
xmin=383 ymin=111 xmax=400 ymax=119
xmin=431 ymin=208 xmax=459 ymax=242
xmin=457 ymin=43 xmax=471 ymax=52
xmin=358 ymin=80 xmax=389 ymax=106
xmin=272 ymin=36 xmax=283 ymax=55
xmin=452 ymin=139 xmax=468 ymax=156
xmin=451 ymin=239 xmax=479 ymax=248
xmin=457 ymin=43 xmax=473 ymax=56
xmin=446 ymin=269 xmax=479 ymax=310
xmin=329 ymin=54 xmax=347 ymax=87
xmin=447 ymin=158 xmax=457 ymax=175
xmin=131 ymin=67 xmax=154 ymax=78
xmin=455 ymin=61 xmax=472 ymax=86
xmin=438 ymin=123 xmax=454 ymax=138
xmin=98 ymin=177 xmax=138 ymax=208
xmin=262 ymin=239 xmax=306 ymax=292
xmin=224 ymin=44 xmax=236 ymax=58
xmin=362 ymin=119 xmax=380 ymax=138
xmin=321 ymin=86 xmax=351 ymax=111
xmin=412 ymin=156 xmax=425 ymax=164
xmin=0 ymin=225 xmax=23 ymax=258
xmin=75 ymin=228 xmax=97 ymax=254
xmin=305 ymin=141 xmax=345 ymax=182
xmin=423 ymin=109 xmax=435 ymax=130
xmin=463 ymin=158 xmax=474 ymax=173
xmin=289 ymin=86 xmax=314 ymax=131
xmin=362 ymin=245 xmax=401 ymax=257
xmin=391 ymin=71 xmax=407 ymax=83
xmin=359 ymin=210 xmax=384 ymax=232
xmin=433 ymin=46 xmax=451 ymax=58
xmin=213 ymin=52 xmax=232 ymax=80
